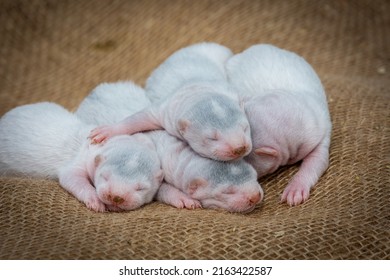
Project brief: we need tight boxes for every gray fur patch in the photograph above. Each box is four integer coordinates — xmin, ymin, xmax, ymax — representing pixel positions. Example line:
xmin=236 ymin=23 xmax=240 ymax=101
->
xmin=188 ymin=95 xmax=241 ymax=129
xmin=105 ymin=149 xmax=154 ymax=179
xmin=204 ymin=160 xmax=253 ymax=186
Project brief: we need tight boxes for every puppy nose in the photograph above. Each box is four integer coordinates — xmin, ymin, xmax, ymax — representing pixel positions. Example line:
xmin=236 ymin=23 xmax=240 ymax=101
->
xmin=113 ymin=196 xmax=124 ymax=204
xmin=249 ymin=192 xmax=261 ymax=205
xmin=108 ymin=194 xmax=125 ymax=205
xmin=232 ymin=145 xmax=247 ymax=156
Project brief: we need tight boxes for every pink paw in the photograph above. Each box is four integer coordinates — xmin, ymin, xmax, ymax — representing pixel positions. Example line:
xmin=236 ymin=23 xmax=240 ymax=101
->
xmin=85 ymin=195 xmax=106 ymax=212
xmin=89 ymin=125 xmax=115 ymax=144
xmin=281 ymin=183 xmax=310 ymax=206
xmin=172 ymin=197 xmax=202 ymax=209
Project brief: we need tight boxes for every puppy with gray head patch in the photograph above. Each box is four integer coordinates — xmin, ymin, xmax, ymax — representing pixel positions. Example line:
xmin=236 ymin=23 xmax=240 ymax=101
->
xmin=88 ymin=43 xmax=252 ymax=161
xmin=0 ymin=102 xmax=163 ymax=212
xmin=149 ymin=130 xmax=263 ymax=213
xmin=226 ymin=44 xmax=332 ymax=206
xmin=77 ymin=81 xmax=263 ymax=213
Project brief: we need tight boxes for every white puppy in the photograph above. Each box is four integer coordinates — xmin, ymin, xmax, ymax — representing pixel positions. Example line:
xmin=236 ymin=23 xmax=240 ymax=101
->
xmin=226 ymin=44 xmax=332 ymax=206
xmin=88 ymin=43 xmax=252 ymax=161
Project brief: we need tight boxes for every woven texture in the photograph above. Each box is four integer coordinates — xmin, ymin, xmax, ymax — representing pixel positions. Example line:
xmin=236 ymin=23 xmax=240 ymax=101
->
xmin=0 ymin=0 xmax=389 ymax=259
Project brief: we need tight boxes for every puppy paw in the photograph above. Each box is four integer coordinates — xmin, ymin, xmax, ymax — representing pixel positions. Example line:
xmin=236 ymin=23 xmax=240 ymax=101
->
xmin=281 ymin=183 xmax=310 ymax=206
xmin=181 ymin=198 xmax=202 ymax=209
xmin=85 ymin=195 xmax=106 ymax=212
xmin=168 ymin=197 xmax=202 ymax=210
xmin=89 ymin=125 xmax=114 ymax=144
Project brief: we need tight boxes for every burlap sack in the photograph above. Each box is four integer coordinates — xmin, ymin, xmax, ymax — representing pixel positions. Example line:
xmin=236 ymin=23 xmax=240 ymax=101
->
xmin=0 ymin=0 xmax=388 ymax=259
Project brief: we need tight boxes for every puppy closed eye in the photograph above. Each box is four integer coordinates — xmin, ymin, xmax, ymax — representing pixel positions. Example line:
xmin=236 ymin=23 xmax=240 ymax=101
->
xmin=207 ymin=136 xmax=218 ymax=141
xmin=206 ymin=131 xmax=220 ymax=141
xmin=135 ymin=184 xmax=146 ymax=192
xmin=222 ymin=188 xmax=237 ymax=195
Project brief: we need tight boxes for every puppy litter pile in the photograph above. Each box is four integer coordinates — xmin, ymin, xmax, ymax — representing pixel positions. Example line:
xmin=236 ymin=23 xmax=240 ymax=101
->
xmin=0 ymin=0 xmax=388 ymax=259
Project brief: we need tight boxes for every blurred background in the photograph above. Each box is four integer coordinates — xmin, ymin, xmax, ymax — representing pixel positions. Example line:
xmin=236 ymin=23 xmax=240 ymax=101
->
xmin=0 ymin=0 xmax=388 ymax=259
xmin=0 ymin=0 xmax=388 ymax=113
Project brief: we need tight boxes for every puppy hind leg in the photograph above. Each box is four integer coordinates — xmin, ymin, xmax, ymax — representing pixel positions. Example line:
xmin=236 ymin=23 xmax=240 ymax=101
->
xmin=281 ymin=136 xmax=330 ymax=206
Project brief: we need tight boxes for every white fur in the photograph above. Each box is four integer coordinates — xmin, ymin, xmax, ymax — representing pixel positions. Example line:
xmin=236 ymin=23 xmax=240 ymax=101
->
xmin=88 ymin=42 xmax=252 ymax=161
xmin=75 ymin=81 xmax=151 ymax=125
xmin=77 ymin=81 xmax=263 ymax=212
xmin=144 ymin=42 xmax=251 ymax=160
xmin=0 ymin=102 xmax=87 ymax=178
xmin=149 ymin=130 xmax=263 ymax=213
xmin=0 ymin=101 xmax=162 ymax=212
xmin=226 ymin=44 xmax=332 ymax=206
xmin=146 ymin=42 xmax=234 ymax=103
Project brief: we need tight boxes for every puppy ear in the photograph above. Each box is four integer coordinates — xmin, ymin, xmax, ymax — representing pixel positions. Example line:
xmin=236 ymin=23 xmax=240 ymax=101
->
xmin=178 ymin=119 xmax=191 ymax=135
xmin=254 ymin=147 xmax=279 ymax=157
xmin=188 ymin=178 xmax=208 ymax=195
xmin=94 ymin=155 xmax=103 ymax=167
xmin=155 ymin=169 xmax=164 ymax=183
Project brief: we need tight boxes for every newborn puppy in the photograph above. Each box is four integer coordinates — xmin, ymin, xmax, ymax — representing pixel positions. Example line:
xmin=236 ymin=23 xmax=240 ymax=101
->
xmin=0 ymin=102 xmax=163 ymax=212
xmin=149 ymin=130 xmax=263 ymax=213
xmin=76 ymin=81 xmax=263 ymax=213
xmin=88 ymin=42 xmax=252 ymax=161
xmin=226 ymin=44 xmax=332 ymax=206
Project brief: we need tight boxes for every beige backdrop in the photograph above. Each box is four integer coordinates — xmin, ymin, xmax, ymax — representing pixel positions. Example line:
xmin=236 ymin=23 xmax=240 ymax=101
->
xmin=0 ymin=0 xmax=389 ymax=259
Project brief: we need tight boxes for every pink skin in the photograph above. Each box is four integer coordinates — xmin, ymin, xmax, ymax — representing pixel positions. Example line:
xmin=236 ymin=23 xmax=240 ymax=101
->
xmin=199 ymin=190 xmax=262 ymax=213
xmin=59 ymin=162 xmax=106 ymax=212
xmin=89 ymin=115 xmax=251 ymax=161
xmin=91 ymin=136 xmax=163 ymax=212
xmin=0 ymin=101 xmax=162 ymax=212
xmin=93 ymin=170 xmax=164 ymax=211
xmin=186 ymin=178 xmax=263 ymax=213
xmin=89 ymin=109 xmax=161 ymax=145
xmin=156 ymin=179 xmax=262 ymax=213
xmin=177 ymin=115 xmax=251 ymax=161
xmin=156 ymin=183 xmax=202 ymax=209
xmin=89 ymin=89 xmax=252 ymax=162
xmin=96 ymin=184 xmax=145 ymax=211
xmin=226 ymin=44 xmax=332 ymax=206
xmin=149 ymin=131 xmax=263 ymax=213
xmin=94 ymin=175 xmax=137 ymax=211
xmin=243 ymin=93 xmax=331 ymax=206
xmin=59 ymin=135 xmax=163 ymax=212
xmin=280 ymin=137 xmax=330 ymax=206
